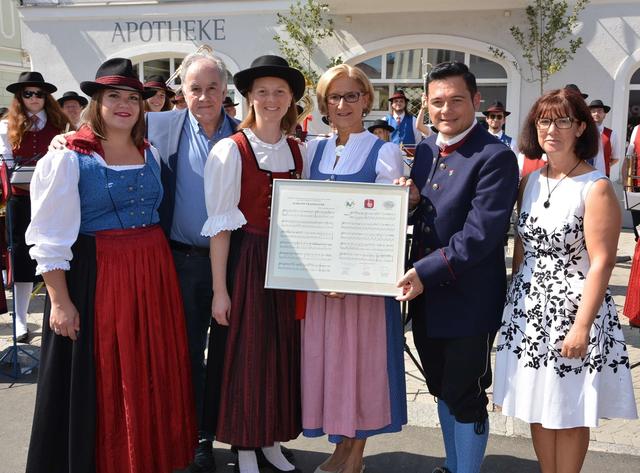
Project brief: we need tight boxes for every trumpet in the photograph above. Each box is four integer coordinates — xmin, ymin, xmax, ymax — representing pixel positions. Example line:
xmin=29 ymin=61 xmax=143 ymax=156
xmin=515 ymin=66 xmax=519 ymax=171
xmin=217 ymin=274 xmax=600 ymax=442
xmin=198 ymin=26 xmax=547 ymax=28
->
xmin=165 ymin=44 xmax=214 ymax=86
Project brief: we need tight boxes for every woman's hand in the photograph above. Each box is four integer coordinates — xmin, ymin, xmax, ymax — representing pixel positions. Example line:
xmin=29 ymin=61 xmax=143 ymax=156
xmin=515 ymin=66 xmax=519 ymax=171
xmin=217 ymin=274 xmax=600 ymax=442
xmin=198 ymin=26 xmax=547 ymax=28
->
xmin=212 ymin=290 xmax=231 ymax=326
xmin=49 ymin=299 xmax=80 ymax=340
xmin=323 ymin=292 xmax=345 ymax=299
xmin=561 ymin=323 xmax=590 ymax=359
xmin=396 ymin=268 xmax=424 ymax=301
xmin=48 ymin=132 xmax=74 ymax=152
xmin=393 ymin=176 xmax=421 ymax=209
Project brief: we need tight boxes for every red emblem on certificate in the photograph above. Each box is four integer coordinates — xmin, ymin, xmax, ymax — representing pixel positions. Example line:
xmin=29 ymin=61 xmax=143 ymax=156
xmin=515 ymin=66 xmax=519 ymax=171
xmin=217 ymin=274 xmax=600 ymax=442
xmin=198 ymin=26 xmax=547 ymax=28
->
xmin=364 ymin=199 xmax=375 ymax=208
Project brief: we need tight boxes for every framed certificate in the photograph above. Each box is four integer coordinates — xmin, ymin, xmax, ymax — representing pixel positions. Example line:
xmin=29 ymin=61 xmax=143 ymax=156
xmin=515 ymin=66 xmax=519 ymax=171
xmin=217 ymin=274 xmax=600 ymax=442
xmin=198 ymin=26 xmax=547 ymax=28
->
xmin=265 ymin=179 xmax=409 ymax=297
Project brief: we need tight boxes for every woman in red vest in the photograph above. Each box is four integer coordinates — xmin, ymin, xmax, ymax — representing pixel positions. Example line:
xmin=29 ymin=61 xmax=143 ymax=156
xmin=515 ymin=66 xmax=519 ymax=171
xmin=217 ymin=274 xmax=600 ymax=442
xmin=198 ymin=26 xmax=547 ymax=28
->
xmin=0 ymin=71 xmax=68 ymax=342
xmin=201 ymin=55 xmax=305 ymax=473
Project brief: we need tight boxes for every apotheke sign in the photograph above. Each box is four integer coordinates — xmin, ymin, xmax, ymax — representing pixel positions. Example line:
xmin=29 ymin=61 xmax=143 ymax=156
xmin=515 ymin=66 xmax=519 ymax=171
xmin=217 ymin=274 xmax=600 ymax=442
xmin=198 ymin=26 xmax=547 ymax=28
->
xmin=112 ymin=19 xmax=226 ymax=43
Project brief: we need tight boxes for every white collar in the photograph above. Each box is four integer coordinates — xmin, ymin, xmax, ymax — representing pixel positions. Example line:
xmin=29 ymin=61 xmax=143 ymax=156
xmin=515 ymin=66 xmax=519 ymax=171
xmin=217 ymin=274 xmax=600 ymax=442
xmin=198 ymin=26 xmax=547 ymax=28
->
xmin=436 ymin=119 xmax=477 ymax=149
xmin=392 ymin=112 xmax=405 ymax=120
xmin=488 ymin=129 xmax=504 ymax=138
xmin=27 ymin=110 xmax=47 ymax=130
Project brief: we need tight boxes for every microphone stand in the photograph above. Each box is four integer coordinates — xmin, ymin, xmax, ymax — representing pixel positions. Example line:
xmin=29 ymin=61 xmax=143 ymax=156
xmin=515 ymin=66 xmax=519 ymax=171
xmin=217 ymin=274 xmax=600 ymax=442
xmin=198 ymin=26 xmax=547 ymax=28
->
xmin=0 ymin=154 xmax=40 ymax=380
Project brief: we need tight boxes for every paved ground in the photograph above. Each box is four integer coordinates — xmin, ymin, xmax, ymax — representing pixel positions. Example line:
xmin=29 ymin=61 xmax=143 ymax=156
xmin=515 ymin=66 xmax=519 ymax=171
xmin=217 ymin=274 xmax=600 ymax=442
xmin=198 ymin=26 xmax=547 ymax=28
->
xmin=1 ymin=230 xmax=639 ymax=472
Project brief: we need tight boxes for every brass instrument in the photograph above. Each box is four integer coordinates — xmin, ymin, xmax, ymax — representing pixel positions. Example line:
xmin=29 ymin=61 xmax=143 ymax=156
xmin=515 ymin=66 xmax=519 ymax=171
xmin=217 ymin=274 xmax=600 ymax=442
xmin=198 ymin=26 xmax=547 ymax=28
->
xmin=625 ymin=153 xmax=639 ymax=191
xmin=165 ymin=44 xmax=215 ymax=86
xmin=296 ymin=87 xmax=314 ymax=125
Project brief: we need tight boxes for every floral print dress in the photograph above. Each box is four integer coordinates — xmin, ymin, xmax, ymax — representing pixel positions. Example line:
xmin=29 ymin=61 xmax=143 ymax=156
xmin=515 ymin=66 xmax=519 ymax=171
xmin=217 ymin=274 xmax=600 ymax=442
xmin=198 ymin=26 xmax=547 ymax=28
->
xmin=493 ymin=169 xmax=637 ymax=429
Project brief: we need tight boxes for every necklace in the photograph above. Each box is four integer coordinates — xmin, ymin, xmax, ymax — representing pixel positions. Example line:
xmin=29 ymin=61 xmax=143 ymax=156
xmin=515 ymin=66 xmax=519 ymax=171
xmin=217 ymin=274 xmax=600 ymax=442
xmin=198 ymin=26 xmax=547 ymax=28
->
xmin=544 ymin=160 xmax=582 ymax=208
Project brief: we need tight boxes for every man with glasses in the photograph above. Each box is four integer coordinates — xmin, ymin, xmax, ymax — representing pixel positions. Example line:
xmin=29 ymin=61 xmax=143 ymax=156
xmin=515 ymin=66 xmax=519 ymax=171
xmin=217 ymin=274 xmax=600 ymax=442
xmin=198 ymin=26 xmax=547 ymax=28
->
xmin=482 ymin=100 xmax=518 ymax=154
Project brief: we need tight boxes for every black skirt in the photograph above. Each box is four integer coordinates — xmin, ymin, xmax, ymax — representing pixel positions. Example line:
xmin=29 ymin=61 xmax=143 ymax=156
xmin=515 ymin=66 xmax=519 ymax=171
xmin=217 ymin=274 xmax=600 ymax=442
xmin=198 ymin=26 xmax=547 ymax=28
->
xmin=26 ymin=234 xmax=97 ymax=473
xmin=7 ymin=195 xmax=41 ymax=283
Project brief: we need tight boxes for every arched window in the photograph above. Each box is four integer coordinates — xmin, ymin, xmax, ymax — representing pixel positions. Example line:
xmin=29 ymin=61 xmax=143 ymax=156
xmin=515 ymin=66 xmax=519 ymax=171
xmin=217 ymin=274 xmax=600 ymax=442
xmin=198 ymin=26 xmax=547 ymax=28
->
xmin=627 ymin=67 xmax=640 ymax=141
xmin=355 ymin=47 xmax=508 ymax=121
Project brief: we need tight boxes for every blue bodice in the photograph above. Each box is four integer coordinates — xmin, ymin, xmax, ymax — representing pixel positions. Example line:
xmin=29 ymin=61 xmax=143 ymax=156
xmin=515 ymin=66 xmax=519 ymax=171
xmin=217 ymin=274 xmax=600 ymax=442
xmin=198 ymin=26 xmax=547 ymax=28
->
xmin=77 ymin=149 xmax=162 ymax=234
xmin=310 ymin=138 xmax=384 ymax=183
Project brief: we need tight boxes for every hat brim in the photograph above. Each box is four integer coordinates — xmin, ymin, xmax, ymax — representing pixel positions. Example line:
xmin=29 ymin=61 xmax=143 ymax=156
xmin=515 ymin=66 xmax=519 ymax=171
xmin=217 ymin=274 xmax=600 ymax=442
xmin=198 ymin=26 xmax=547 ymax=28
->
xmin=589 ymin=104 xmax=610 ymax=113
xmin=224 ymin=103 xmax=239 ymax=107
xmin=7 ymin=81 xmax=57 ymax=95
xmin=388 ymin=95 xmax=407 ymax=102
xmin=57 ymin=96 xmax=89 ymax=107
xmin=368 ymin=123 xmax=394 ymax=133
xmin=80 ymin=81 xmax=156 ymax=100
xmin=482 ymin=110 xmax=511 ymax=117
xmin=146 ymin=85 xmax=176 ymax=98
xmin=233 ymin=65 xmax=306 ymax=101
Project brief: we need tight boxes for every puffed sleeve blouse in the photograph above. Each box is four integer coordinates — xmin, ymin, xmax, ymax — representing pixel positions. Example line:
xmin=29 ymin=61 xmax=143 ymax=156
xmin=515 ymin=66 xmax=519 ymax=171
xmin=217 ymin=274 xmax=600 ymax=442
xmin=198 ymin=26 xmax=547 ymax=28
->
xmin=25 ymin=147 xmax=161 ymax=275
xmin=201 ymin=128 xmax=307 ymax=237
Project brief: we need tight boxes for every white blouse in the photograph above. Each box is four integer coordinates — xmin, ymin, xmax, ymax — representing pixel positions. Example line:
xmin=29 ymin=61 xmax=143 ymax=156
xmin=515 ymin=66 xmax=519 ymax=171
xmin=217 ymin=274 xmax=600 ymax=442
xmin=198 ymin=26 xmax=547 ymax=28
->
xmin=306 ymin=130 xmax=403 ymax=184
xmin=25 ymin=147 xmax=161 ymax=275
xmin=201 ymin=128 xmax=307 ymax=237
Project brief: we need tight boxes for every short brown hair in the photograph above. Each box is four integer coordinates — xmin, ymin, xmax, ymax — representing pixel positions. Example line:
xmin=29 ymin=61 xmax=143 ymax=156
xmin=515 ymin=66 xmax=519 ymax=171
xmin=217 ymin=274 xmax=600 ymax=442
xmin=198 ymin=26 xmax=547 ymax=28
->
xmin=316 ymin=64 xmax=374 ymax=116
xmin=519 ymin=89 xmax=599 ymax=161
xmin=83 ymin=88 xmax=146 ymax=148
xmin=238 ymin=83 xmax=298 ymax=134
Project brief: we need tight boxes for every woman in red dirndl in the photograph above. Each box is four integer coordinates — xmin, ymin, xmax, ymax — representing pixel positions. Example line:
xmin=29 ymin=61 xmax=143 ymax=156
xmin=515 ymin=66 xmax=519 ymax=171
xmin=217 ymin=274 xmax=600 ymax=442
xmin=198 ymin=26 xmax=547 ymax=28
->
xmin=201 ymin=55 xmax=306 ymax=473
xmin=24 ymin=58 xmax=196 ymax=473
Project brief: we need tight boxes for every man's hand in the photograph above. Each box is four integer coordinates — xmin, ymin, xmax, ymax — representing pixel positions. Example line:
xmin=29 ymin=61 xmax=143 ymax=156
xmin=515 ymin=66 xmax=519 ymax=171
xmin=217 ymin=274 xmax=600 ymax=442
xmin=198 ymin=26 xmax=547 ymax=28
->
xmin=394 ymin=176 xmax=421 ymax=209
xmin=396 ymin=268 xmax=424 ymax=302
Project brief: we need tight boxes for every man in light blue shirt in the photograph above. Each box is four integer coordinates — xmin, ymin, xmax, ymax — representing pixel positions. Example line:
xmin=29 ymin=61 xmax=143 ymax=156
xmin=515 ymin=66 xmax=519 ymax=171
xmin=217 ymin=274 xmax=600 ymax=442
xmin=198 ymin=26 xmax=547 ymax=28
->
xmin=147 ymin=51 xmax=237 ymax=473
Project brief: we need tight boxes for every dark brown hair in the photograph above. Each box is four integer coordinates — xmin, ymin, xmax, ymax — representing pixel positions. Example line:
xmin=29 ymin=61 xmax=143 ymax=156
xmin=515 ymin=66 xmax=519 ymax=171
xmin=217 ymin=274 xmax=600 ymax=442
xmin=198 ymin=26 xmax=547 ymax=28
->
xmin=144 ymin=89 xmax=172 ymax=112
xmin=519 ymin=89 xmax=599 ymax=161
xmin=6 ymin=88 xmax=69 ymax=150
xmin=84 ymin=88 xmax=146 ymax=148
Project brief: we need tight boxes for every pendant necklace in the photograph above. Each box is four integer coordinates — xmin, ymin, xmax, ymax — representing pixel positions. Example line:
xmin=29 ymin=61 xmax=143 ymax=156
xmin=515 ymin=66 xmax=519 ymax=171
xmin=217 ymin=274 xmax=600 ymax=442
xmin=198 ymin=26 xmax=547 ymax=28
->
xmin=544 ymin=160 xmax=581 ymax=208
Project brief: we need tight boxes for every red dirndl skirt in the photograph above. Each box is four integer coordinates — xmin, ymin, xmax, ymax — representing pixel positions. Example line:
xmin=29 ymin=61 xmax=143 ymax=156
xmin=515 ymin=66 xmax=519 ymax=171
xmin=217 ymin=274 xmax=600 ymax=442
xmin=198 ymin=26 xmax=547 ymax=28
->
xmin=93 ymin=226 xmax=196 ymax=473
xmin=623 ymin=239 xmax=640 ymax=326
xmin=214 ymin=228 xmax=301 ymax=448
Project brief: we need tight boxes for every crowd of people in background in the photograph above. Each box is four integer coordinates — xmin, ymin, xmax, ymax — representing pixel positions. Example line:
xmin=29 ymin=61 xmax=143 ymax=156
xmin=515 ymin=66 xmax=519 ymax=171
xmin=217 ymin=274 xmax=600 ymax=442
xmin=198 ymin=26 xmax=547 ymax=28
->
xmin=0 ymin=50 xmax=638 ymax=473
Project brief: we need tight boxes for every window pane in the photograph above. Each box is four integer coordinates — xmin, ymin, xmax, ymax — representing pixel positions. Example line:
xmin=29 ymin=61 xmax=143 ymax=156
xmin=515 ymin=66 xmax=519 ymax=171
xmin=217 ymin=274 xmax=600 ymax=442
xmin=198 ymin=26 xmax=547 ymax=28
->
xmin=469 ymin=55 xmax=507 ymax=79
xmin=631 ymin=68 xmax=640 ymax=85
xmin=395 ymin=86 xmax=423 ymax=117
xmin=426 ymin=49 xmax=464 ymax=68
xmin=143 ymin=59 xmax=170 ymax=81
xmin=172 ymin=57 xmax=183 ymax=85
xmin=477 ymin=85 xmax=507 ymax=113
xmin=371 ymin=85 xmax=389 ymax=111
xmin=387 ymin=49 xmax=423 ymax=79
xmin=628 ymin=90 xmax=640 ymax=140
xmin=356 ymin=56 xmax=382 ymax=79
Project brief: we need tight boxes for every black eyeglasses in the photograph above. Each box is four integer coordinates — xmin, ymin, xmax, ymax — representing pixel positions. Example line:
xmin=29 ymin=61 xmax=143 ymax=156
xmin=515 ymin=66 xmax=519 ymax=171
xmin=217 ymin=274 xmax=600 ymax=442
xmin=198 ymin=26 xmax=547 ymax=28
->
xmin=488 ymin=114 xmax=504 ymax=120
xmin=22 ymin=90 xmax=45 ymax=99
xmin=536 ymin=117 xmax=575 ymax=130
xmin=326 ymin=91 xmax=366 ymax=105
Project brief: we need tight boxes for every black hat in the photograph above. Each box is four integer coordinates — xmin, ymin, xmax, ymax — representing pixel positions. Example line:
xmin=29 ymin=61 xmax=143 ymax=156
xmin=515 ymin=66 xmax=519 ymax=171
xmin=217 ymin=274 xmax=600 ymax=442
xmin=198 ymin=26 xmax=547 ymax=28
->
xmin=482 ymin=100 xmax=511 ymax=117
xmin=588 ymin=99 xmax=610 ymax=113
xmin=233 ymin=55 xmax=306 ymax=101
xmin=7 ymin=71 xmax=57 ymax=94
xmin=57 ymin=91 xmax=88 ymax=108
xmin=143 ymin=75 xmax=175 ymax=97
xmin=81 ymin=58 xmax=155 ymax=99
xmin=367 ymin=119 xmax=394 ymax=134
xmin=223 ymin=96 xmax=238 ymax=107
xmin=564 ymin=83 xmax=588 ymax=99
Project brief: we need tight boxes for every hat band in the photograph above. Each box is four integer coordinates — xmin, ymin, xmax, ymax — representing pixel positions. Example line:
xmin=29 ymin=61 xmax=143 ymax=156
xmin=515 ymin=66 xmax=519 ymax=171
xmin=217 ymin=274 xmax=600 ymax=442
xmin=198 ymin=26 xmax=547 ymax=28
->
xmin=95 ymin=76 xmax=144 ymax=92
xmin=144 ymin=81 xmax=167 ymax=90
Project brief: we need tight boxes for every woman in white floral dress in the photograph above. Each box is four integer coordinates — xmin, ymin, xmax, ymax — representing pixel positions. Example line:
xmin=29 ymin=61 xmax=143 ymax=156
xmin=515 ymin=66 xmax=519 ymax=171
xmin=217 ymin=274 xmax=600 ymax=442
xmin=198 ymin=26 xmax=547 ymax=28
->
xmin=493 ymin=89 xmax=637 ymax=473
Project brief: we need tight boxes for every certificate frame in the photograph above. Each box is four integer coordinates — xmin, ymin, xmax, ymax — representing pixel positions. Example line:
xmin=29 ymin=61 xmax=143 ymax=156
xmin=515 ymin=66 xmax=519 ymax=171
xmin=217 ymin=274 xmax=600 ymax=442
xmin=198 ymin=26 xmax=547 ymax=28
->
xmin=265 ymin=179 xmax=409 ymax=297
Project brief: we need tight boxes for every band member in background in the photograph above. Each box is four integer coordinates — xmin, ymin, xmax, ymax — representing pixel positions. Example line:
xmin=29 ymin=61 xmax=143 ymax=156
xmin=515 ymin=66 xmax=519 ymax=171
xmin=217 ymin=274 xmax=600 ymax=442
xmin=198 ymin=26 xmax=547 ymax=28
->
xmin=589 ymin=99 xmax=619 ymax=177
xmin=144 ymin=75 xmax=174 ymax=112
xmin=0 ymin=71 xmax=69 ymax=343
xmin=482 ymin=100 xmax=518 ymax=154
xmin=57 ymin=91 xmax=88 ymax=130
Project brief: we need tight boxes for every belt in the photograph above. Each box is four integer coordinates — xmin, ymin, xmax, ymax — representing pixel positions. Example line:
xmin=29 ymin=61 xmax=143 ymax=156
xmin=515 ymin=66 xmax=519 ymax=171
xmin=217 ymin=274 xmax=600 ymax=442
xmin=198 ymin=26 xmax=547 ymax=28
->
xmin=169 ymin=239 xmax=210 ymax=257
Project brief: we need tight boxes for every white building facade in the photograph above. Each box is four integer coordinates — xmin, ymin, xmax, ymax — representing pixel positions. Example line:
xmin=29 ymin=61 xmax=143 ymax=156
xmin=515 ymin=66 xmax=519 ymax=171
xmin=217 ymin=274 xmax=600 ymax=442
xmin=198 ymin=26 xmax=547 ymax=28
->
xmin=14 ymin=0 xmax=640 ymax=221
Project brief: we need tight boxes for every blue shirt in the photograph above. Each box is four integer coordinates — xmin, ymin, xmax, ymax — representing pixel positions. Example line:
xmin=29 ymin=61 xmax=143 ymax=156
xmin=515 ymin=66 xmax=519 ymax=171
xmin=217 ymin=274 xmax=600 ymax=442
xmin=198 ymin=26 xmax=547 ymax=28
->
xmin=170 ymin=110 xmax=235 ymax=247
